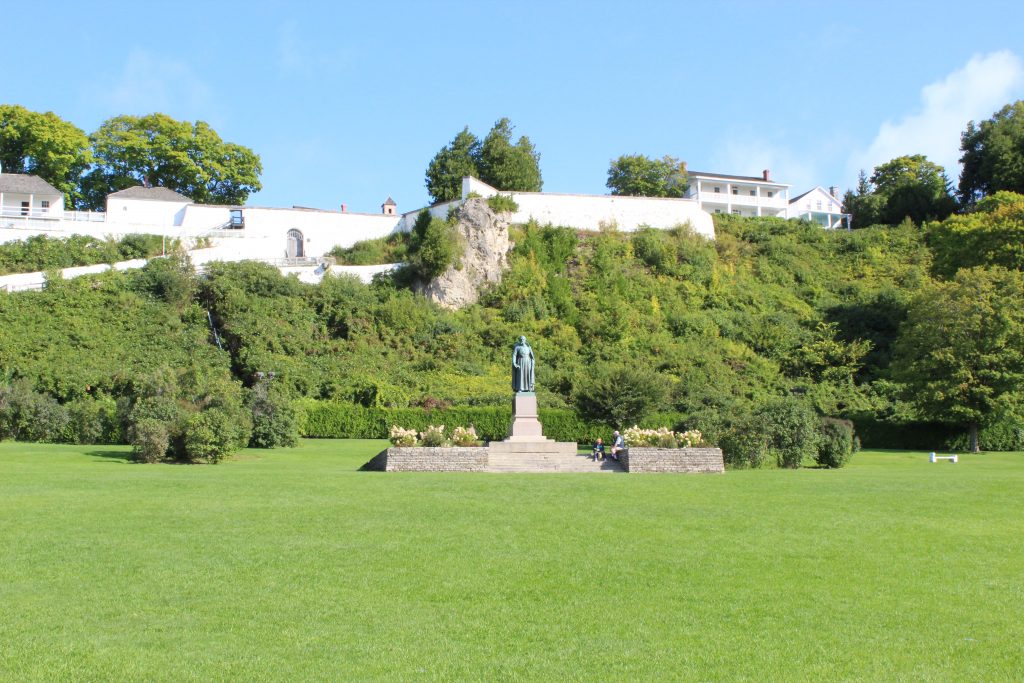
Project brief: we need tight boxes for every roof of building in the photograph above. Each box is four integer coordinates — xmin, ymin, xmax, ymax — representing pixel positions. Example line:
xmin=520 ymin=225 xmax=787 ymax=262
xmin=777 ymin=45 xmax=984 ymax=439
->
xmin=790 ymin=186 xmax=841 ymax=204
xmin=0 ymin=173 xmax=61 ymax=196
xmin=383 ymin=196 xmax=396 ymax=206
xmin=108 ymin=186 xmax=192 ymax=202
xmin=688 ymin=170 xmax=791 ymax=186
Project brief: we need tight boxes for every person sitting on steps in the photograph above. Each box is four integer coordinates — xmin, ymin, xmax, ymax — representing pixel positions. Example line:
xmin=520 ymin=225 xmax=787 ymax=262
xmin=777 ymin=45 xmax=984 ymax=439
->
xmin=592 ymin=438 xmax=605 ymax=462
xmin=611 ymin=430 xmax=625 ymax=461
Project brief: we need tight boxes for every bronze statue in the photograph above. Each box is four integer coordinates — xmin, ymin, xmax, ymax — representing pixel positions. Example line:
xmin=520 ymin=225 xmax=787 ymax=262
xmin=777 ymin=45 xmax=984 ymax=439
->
xmin=512 ymin=336 xmax=535 ymax=392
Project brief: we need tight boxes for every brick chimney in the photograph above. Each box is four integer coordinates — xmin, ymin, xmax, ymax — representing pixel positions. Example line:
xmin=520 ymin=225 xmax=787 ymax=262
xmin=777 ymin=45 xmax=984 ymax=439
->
xmin=762 ymin=169 xmax=771 ymax=182
xmin=340 ymin=203 xmax=347 ymax=212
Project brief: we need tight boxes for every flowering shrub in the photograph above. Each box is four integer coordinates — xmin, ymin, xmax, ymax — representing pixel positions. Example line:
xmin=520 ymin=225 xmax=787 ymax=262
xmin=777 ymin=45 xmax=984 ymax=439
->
xmin=389 ymin=425 xmax=418 ymax=447
xmin=419 ymin=424 xmax=448 ymax=447
xmin=623 ymin=426 xmax=706 ymax=448
xmin=451 ymin=425 xmax=479 ymax=447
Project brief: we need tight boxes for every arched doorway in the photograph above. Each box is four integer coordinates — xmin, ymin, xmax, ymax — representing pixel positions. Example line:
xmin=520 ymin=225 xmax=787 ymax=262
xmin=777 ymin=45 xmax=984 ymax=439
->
xmin=287 ymin=229 xmax=304 ymax=259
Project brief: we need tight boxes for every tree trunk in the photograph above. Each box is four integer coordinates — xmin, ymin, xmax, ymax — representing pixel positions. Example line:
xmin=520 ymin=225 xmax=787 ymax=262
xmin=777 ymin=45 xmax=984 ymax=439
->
xmin=969 ymin=422 xmax=980 ymax=453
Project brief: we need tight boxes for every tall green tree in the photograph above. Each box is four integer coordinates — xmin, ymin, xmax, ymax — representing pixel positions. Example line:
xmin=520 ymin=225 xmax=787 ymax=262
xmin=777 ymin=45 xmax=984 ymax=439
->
xmin=424 ymin=119 xmax=542 ymax=203
xmin=80 ymin=113 xmax=262 ymax=210
xmin=477 ymin=118 xmax=542 ymax=193
xmin=424 ymin=127 xmax=480 ymax=203
xmin=843 ymin=170 xmax=884 ymax=229
xmin=606 ymin=154 xmax=688 ymax=197
xmin=891 ymin=266 xmax=1024 ymax=452
xmin=959 ymin=101 xmax=1024 ymax=206
xmin=0 ymin=105 xmax=92 ymax=207
xmin=870 ymin=155 xmax=957 ymax=225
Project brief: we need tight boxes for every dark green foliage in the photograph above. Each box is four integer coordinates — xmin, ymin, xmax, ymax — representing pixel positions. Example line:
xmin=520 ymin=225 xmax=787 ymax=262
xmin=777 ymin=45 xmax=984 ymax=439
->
xmin=406 ymin=210 xmax=460 ymax=281
xmin=720 ymin=399 xmax=821 ymax=469
xmin=328 ymin=232 xmax=410 ymax=265
xmin=816 ymin=417 xmax=855 ymax=468
xmin=247 ymin=378 xmax=299 ymax=448
xmin=945 ymin=418 xmax=1024 ymax=452
xmin=571 ymin=361 xmax=670 ymax=428
xmin=959 ymin=101 xmax=1024 ymax=205
xmin=424 ymin=119 xmax=541 ymax=203
xmin=122 ymin=366 xmax=250 ymax=463
xmin=0 ymin=233 xmax=172 ymax=275
xmin=425 ymin=127 xmax=480 ymax=203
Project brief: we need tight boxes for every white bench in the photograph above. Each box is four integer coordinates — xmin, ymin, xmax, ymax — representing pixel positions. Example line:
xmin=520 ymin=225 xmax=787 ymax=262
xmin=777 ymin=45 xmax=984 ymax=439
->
xmin=929 ymin=452 xmax=958 ymax=463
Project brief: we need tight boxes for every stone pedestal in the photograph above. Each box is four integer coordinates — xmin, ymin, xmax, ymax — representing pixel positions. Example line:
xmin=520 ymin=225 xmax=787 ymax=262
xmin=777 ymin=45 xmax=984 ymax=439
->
xmin=489 ymin=392 xmax=577 ymax=456
xmin=507 ymin=392 xmax=543 ymax=440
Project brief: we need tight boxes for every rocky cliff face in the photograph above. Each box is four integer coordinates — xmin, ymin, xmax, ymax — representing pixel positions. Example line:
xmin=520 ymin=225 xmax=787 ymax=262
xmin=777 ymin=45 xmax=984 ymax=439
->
xmin=418 ymin=198 xmax=511 ymax=309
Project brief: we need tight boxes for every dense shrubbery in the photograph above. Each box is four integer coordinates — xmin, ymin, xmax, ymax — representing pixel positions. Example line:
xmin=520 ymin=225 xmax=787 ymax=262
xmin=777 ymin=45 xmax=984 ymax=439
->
xmin=816 ymin=418 xmax=855 ymax=468
xmin=0 ymin=233 xmax=173 ymax=275
xmin=3 ymin=200 xmax=1023 ymax=461
xmin=328 ymin=232 xmax=410 ymax=265
xmin=486 ymin=194 xmax=519 ymax=213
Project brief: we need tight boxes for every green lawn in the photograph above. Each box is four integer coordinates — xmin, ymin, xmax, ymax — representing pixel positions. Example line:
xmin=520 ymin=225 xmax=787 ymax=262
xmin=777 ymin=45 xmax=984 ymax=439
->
xmin=1 ymin=441 xmax=1021 ymax=681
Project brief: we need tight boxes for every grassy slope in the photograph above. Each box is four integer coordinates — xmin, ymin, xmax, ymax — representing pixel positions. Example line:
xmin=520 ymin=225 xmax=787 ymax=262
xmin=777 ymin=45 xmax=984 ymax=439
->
xmin=1 ymin=441 xmax=1021 ymax=681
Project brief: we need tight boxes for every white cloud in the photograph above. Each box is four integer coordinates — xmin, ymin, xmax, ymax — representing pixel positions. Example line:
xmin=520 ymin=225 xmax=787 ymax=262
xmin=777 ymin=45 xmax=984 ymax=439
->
xmin=848 ymin=50 xmax=1024 ymax=181
xmin=103 ymin=50 xmax=215 ymax=118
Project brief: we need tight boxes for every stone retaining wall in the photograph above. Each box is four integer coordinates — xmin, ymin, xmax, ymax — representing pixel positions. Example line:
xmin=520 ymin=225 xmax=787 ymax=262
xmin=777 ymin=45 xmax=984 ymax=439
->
xmin=621 ymin=447 xmax=724 ymax=473
xmin=384 ymin=446 xmax=488 ymax=472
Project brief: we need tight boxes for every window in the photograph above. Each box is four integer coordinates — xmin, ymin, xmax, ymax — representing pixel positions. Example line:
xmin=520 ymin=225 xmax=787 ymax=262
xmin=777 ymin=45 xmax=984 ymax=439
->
xmin=41 ymin=200 xmax=50 ymax=209
xmin=731 ymin=209 xmax=741 ymax=215
xmin=732 ymin=188 xmax=738 ymax=195
xmin=767 ymin=191 xmax=773 ymax=198
xmin=20 ymin=202 xmax=29 ymax=216
xmin=749 ymin=190 xmax=756 ymax=196
xmin=816 ymin=200 xmax=822 ymax=210
xmin=714 ymin=209 xmax=722 ymax=214
xmin=713 ymin=187 xmax=721 ymax=193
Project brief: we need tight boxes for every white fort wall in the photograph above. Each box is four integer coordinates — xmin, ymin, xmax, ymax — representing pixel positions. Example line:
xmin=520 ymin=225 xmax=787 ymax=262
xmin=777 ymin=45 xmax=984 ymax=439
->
xmin=460 ymin=177 xmax=715 ymax=238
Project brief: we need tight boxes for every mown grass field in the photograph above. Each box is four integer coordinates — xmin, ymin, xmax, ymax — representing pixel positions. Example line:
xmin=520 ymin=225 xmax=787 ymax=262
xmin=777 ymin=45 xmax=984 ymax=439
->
xmin=1 ymin=440 xmax=1021 ymax=681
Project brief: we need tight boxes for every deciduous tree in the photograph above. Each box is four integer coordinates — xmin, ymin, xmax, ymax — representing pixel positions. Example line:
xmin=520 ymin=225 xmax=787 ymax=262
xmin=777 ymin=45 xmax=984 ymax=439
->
xmin=81 ymin=113 xmax=262 ymax=209
xmin=891 ymin=266 xmax=1024 ymax=452
xmin=0 ymin=105 xmax=92 ymax=207
xmin=959 ymin=100 xmax=1024 ymax=206
xmin=606 ymin=154 xmax=688 ymax=197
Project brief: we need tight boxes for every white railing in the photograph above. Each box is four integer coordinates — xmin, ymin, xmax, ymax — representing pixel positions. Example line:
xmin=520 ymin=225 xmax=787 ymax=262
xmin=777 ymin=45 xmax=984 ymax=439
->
xmin=263 ymin=256 xmax=337 ymax=267
xmin=63 ymin=210 xmax=107 ymax=222
xmin=695 ymin=192 xmax=787 ymax=208
xmin=0 ymin=207 xmax=62 ymax=220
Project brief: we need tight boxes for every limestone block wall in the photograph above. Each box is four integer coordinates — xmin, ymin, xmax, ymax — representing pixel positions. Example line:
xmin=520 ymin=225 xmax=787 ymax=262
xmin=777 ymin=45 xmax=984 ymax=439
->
xmin=385 ymin=446 xmax=488 ymax=472
xmin=621 ymin=447 xmax=725 ymax=473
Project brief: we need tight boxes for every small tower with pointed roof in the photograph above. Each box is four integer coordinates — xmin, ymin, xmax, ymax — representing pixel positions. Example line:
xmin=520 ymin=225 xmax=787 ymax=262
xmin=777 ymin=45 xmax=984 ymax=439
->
xmin=382 ymin=196 xmax=396 ymax=215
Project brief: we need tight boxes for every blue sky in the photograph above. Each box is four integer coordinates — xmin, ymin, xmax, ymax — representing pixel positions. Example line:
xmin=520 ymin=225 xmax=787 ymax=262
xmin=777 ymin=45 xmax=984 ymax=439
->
xmin=7 ymin=1 xmax=1024 ymax=212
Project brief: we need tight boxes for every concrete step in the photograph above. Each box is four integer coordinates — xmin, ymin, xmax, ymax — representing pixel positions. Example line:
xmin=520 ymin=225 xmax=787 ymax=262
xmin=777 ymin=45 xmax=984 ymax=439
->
xmin=486 ymin=452 xmax=624 ymax=473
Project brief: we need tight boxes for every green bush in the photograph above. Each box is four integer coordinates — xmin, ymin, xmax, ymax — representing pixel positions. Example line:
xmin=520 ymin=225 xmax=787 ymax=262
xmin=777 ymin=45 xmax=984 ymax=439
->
xmin=328 ymin=232 xmax=410 ymax=265
xmin=131 ymin=418 xmax=169 ymax=463
xmin=0 ymin=233 xmax=172 ymax=275
xmin=247 ymin=379 xmax=299 ymax=448
xmin=945 ymin=419 xmax=1024 ymax=452
xmin=816 ymin=418 xmax=855 ymax=468
xmin=407 ymin=210 xmax=461 ymax=281
xmin=486 ymin=194 xmax=519 ymax=213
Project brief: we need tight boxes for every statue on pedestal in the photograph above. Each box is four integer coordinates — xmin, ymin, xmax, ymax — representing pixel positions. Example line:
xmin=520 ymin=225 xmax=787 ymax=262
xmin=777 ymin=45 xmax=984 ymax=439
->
xmin=512 ymin=336 xmax=535 ymax=393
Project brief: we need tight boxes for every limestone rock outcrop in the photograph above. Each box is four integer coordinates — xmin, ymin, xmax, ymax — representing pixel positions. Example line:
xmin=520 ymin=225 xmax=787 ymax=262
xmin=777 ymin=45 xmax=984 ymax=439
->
xmin=419 ymin=198 xmax=511 ymax=309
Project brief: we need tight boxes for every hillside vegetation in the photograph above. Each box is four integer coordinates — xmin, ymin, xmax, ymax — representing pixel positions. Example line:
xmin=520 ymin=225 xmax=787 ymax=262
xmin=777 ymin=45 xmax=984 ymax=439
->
xmin=2 ymin=197 xmax=1024 ymax=458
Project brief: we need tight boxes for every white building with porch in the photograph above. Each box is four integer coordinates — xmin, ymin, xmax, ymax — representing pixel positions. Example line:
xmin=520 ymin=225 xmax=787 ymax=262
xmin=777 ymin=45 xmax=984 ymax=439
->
xmin=684 ymin=169 xmax=791 ymax=218
xmin=788 ymin=186 xmax=851 ymax=229
xmin=0 ymin=173 xmax=64 ymax=220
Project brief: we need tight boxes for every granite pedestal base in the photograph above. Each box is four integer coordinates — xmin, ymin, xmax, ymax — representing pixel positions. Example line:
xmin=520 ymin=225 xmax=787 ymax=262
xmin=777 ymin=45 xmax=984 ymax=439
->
xmin=490 ymin=392 xmax=577 ymax=455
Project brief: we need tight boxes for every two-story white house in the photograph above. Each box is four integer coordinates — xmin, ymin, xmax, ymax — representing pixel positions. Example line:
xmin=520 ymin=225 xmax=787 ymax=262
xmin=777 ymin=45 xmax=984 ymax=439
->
xmin=0 ymin=170 xmax=64 ymax=220
xmin=788 ymin=186 xmax=850 ymax=229
xmin=684 ymin=169 xmax=790 ymax=218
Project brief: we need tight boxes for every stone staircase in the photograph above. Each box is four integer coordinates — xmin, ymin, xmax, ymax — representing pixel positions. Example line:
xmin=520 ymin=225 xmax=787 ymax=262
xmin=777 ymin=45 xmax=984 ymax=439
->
xmin=486 ymin=450 xmax=625 ymax=473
